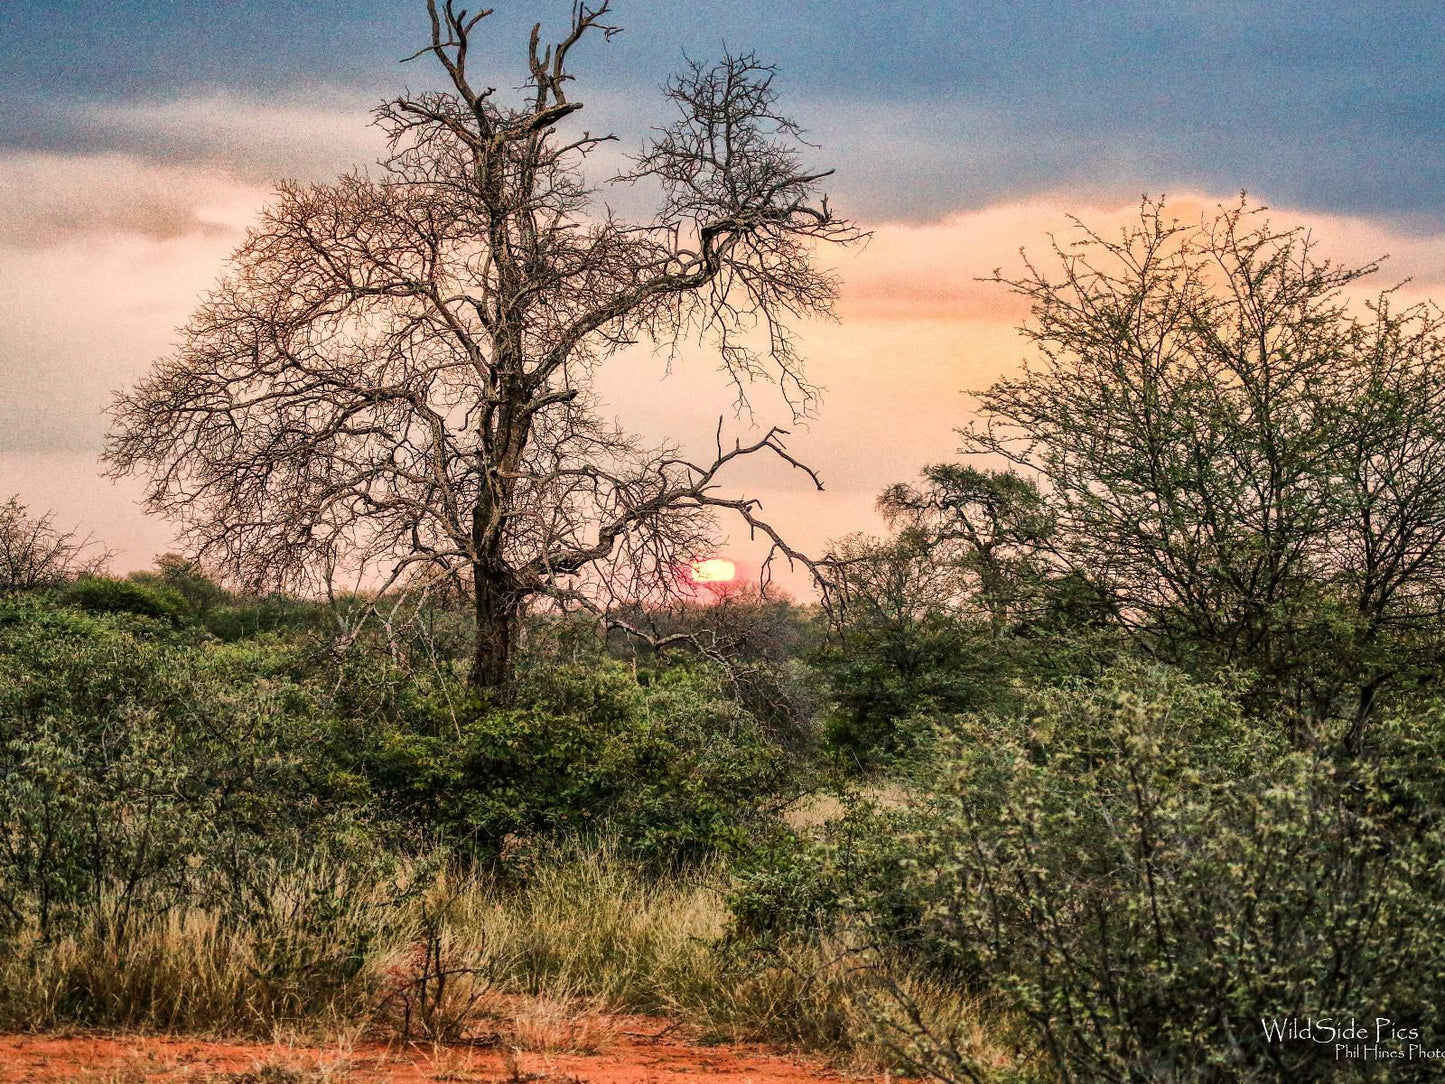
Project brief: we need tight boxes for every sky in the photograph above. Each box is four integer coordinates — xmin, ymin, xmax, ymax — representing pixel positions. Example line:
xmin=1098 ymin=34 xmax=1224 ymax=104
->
xmin=5 ymin=1 xmax=1445 ymax=589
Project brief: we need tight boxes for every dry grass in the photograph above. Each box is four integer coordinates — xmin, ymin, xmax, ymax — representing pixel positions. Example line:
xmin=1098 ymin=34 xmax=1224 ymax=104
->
xmin=0 ymin=844 xmax=1018 ymax=1077
xmin=0 ymin=866 xmax=411 ymax=1034
xmin=783 ymin=784 xmax=912 ymax=833
xmin=501 ymin=994 xmax=617 ymax=1054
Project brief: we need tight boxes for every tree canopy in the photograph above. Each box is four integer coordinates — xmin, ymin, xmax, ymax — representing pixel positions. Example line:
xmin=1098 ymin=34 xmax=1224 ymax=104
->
xmin=962 ymin=198 xmax=1445 ymax=745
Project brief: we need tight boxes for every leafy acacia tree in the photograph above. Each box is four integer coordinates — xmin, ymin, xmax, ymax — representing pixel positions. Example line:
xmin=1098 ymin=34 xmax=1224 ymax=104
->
xmin=813 ymin=532 xmax=985 ymax=766
xmin=107 ymin=1 xmax=856 ymax=692
xmin=879 ymin=465 xmax=1053 ymax=640
xmin=966 ymin=199 xmax=1445 ymax=745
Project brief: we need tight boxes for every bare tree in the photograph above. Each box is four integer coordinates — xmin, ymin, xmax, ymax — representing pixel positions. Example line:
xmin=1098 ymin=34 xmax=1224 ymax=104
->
xmin=107 ymin=1 xmax=858 ymax=693
xmin=0 ymin=497 xmax=109 ymax=593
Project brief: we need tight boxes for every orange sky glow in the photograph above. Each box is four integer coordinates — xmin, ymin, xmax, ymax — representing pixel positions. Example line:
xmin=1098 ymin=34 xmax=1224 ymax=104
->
xmin=7 ymin=168 xmax=1445 ymax=600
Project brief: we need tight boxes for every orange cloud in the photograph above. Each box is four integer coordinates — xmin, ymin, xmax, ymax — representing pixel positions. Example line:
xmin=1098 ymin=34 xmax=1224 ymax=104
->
xmin=828 ymin=193 xmax=1445 ymax=325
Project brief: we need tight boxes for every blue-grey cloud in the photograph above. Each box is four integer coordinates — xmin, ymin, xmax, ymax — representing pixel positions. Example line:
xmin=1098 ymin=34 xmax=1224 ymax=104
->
xmin=4 ymin=2 xmax=1444 ymax=226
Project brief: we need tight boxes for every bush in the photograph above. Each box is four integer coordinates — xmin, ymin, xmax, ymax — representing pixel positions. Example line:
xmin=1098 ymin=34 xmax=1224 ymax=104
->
xmin=63 ymin=573 xmax=191 ymax=624
xmin=203 ymin=591 xmax=326 ymax=641
xmin=607 ymin=587 xmax=825 ymax=758
xmin=812 ymin=597 xmax=1119 ymax=775
xmin=842 ymin=666 xmax=1445 ymax=1083
xmin=814 ymin=614 xmax=990 ymax=770
xmin=126 ymin=553 xmax=228 ymax=615
xmin=0 ymin=497 xmax=108 ymax=592
xmin=0 ymin=595 xmax=377 ymax=940
xmin=727 ymin=802 xmax=915 ymax=954
xmin=0 ymin=586 xmax=791 ymax=941
xmin=354 ymin=657 xmax=788 ymax=865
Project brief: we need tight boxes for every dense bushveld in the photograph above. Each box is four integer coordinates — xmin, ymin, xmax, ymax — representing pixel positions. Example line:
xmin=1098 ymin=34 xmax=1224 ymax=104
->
xmin=8 ymin=205 xmax=1445 ymax=1082
xmin=5 ymin=557 xmax=1444 ymax=1082
xmin=0 ymin=573 xmax=1014 ymax=1073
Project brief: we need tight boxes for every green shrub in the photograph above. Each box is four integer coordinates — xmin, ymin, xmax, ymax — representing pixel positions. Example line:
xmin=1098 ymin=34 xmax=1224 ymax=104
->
xmin=360 ymin=659 xmax=786 ymax=864
xmin=203 ymin=592 xmax=326 ymax=641
xmin=813 ymin=616 xmax=988 ymax=771
xmin=813 ymin=613 xmax=1119 ymax=775
xmin=63 ymin=573 xmax=191 ymax=623
xmin=728 ymin=802 xmax=913 ymax=954
xmin=0 ymin=595 xmax=378 ymax=940
xmin=842 ymin=666 xmax=1445 ymax=1083
xmin=126 ymin=554 xmax=229 ymax=615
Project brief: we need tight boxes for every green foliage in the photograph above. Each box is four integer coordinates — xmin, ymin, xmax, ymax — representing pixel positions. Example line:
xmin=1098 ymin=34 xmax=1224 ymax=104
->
xmin=63 ymin=573 xmax=191 ymax=624
xmin=610 ymin=585 xmax=824 ymax=758
xmin=201 ymin=591 xmax=325 ymax=641
xmin=0 ymin=594 xmax=378 ymax=940
xmin=814 ymin=531 xmax=1118 ymax=773
xmin=813 ymin=534 xmax=1000 ymax=771
xmin=879 ymin=464 xmax=1053 ymax=641
xmin=814 ymin=616 xmax=1001 ymax=770
xmin=357 ymin=658 xmax=786 ymax=864
xmin=836 ymin=666 xmax=1445 ymax=1082
xmin=968 ymin=200 xmax=1445 ymax=741
xmin=728 ymin=803 xmax=910 ymax=952
xmin=813 ymin=602 xmax=1119 ymax=774
xmin=126 ymin=553 xmax=228 ymax=616
xmin=0 ymin=588 xmax=792 ymax=929
xmin=116 ymin=554 xmax=327 ymax=641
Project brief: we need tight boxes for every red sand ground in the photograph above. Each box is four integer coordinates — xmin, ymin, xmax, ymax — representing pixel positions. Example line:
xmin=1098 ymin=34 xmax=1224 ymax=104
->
xmin=0 ymin=1020 xmax=898 ymax=1083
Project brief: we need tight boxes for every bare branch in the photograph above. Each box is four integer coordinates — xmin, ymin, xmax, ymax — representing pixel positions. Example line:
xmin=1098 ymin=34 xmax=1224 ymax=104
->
xmin=0 ymin=497 xmax=111 ymax=592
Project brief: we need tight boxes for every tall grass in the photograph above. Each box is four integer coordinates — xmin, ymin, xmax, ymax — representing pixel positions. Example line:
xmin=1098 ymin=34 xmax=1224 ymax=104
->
xmin=0 ymin=843 xmax=1012 ymax=1074
xmin=0 ymin=862 xmax=409 ymax=1034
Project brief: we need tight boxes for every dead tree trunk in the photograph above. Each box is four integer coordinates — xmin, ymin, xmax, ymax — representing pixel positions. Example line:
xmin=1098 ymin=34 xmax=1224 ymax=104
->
xmin=470 ymin=559 xmax=519 ymax=697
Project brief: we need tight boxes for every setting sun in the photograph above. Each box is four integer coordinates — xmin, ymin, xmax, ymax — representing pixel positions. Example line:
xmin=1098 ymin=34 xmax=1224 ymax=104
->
xmin=689 ymin=558 xmax=737 ymax=584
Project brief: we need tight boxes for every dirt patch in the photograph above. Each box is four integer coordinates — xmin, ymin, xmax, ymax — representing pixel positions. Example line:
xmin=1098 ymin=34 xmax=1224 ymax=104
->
xmin=0 ymin=1020 xmax=892 ymax=1083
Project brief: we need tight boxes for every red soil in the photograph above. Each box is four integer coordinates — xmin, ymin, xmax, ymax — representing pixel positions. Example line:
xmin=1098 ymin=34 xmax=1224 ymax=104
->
xmin=0 ymin=1020 xmax=893 ymax=1083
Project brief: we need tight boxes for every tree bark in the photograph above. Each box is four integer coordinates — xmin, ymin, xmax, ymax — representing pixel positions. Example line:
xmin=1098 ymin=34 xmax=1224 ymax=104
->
xmin=471 ymin=558 xmax=519 ymax=698
xmin=469 ymin=471 xmax=521 ymax=696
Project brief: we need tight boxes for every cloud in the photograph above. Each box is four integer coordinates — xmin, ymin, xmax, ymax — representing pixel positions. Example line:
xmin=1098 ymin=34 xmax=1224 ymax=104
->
xmin=0 ymin=209 xmax=247 ymax=453
xmin=797 ymin=85 xmax=1445 ymax=230
xmin=68 ymin=90 xmax=383 ymax=183
xmin=11 ymin=78 xmax=1445 ymax=246
xmin=0 ymin=151 xmax=267 ymax=246
xmin=8 ymin=3 xmax=1445 ymax=231
xmin=0 ymin=137 xmax=278 ymax=457
xmin=3 ymin=88 xmax=382 ymax=192
xmin=829 ymin=192 xmax=1445 ymax=322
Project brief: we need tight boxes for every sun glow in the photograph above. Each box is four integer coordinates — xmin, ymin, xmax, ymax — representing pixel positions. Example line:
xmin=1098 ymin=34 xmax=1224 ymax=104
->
xmin=689 ymin=558 xmax=737 ymax=584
